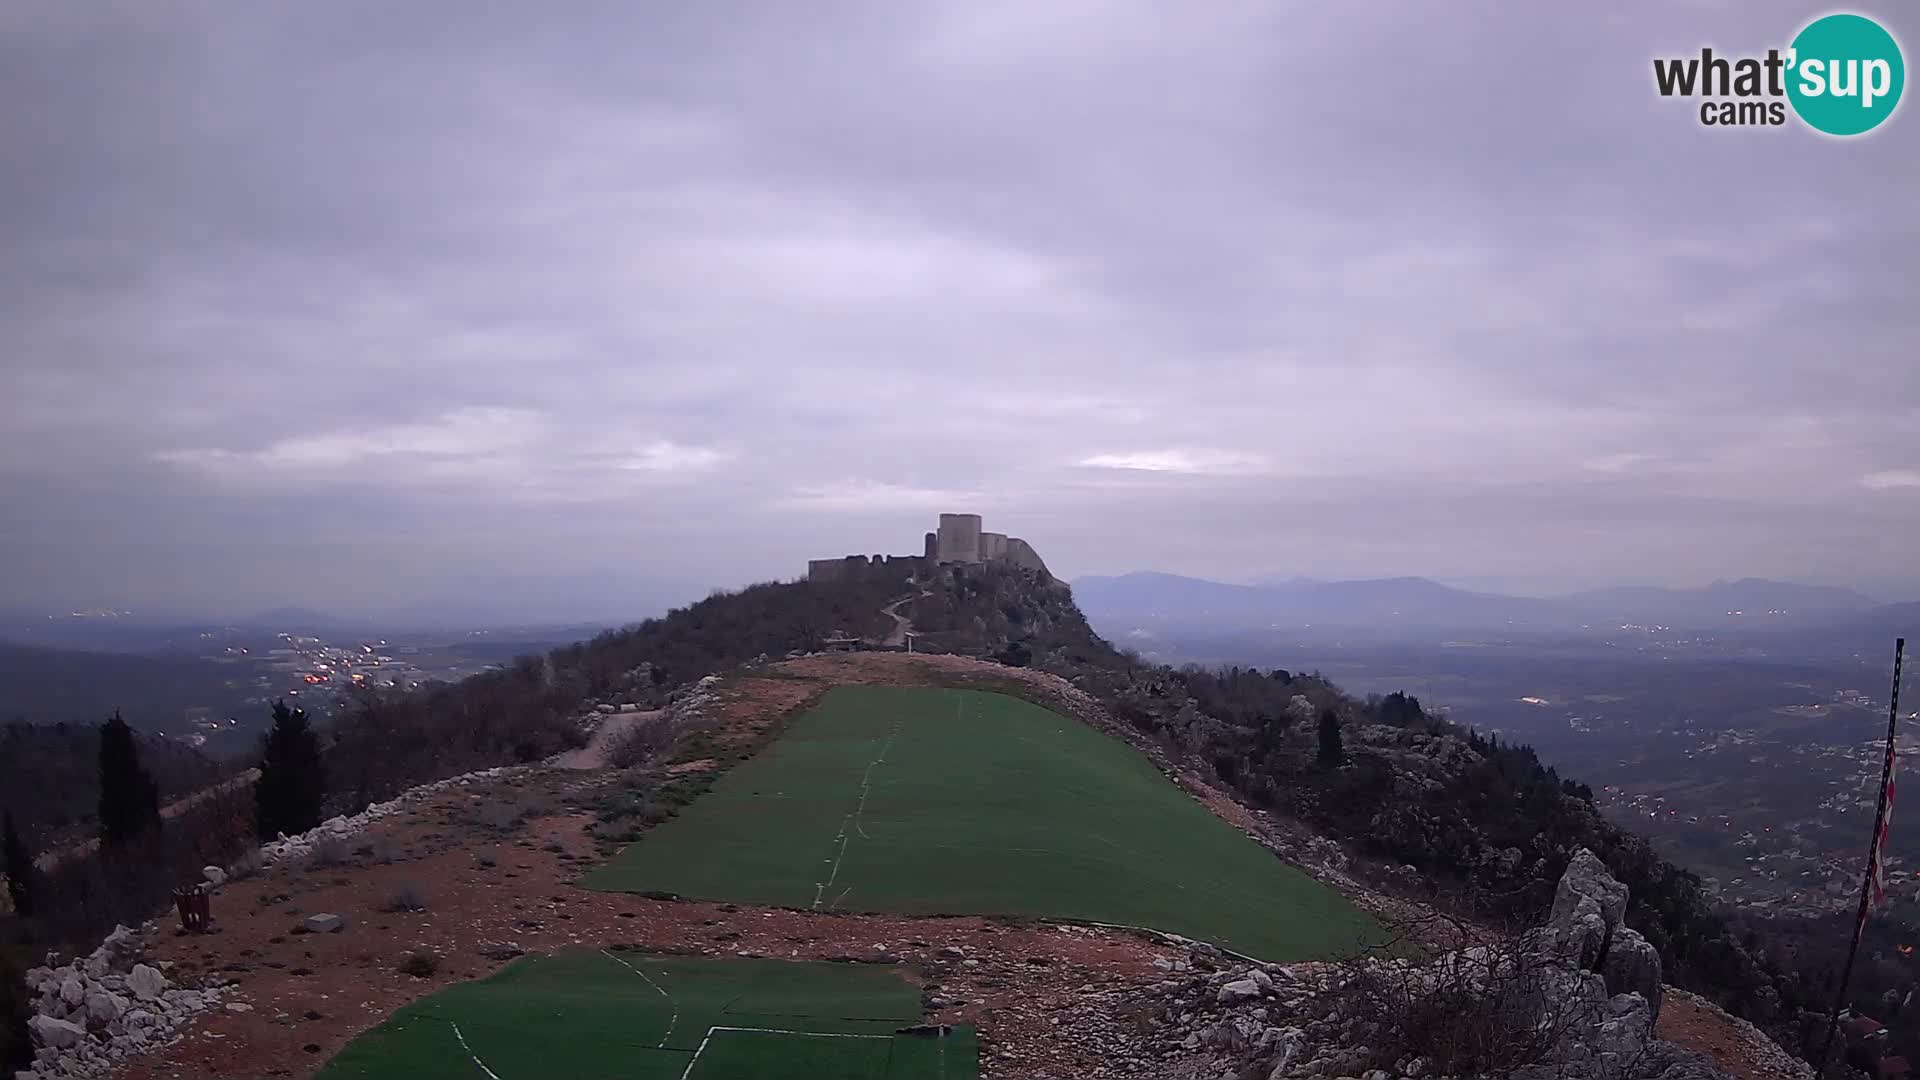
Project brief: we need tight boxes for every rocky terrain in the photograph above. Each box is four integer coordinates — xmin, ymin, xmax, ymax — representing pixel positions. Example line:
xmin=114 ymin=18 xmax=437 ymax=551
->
xmin=1126 ymin=850 xmax=1804 ymax=1080
xmin=15 ymin=652 xmax=1812 ymax=1079
xmin=21 ymin=926 xmax=228 ymax=1080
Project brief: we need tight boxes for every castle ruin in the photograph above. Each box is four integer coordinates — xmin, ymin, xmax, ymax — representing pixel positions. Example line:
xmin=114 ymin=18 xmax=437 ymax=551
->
xmin=807 ymin=512 xmax=1050 ymax=583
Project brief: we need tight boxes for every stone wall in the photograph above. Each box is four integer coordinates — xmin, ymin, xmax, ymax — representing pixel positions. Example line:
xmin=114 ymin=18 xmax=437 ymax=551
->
xmin=808 ymin=513 xmax=1048 ymax=581
xmin=1004 ymin=537 xmax=1051 ymax=578
xmin=936 ymin=513 xmax=983 ymax=563
xmin=807 ymin=558 xmax=853 ymax=583
xmin=807 ymin=554 xmax=926 ymax=583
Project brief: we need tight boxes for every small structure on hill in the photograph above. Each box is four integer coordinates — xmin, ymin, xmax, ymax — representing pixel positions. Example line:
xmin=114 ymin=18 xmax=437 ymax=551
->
xmin=807 ymin=512 xmax=1049 ymax=582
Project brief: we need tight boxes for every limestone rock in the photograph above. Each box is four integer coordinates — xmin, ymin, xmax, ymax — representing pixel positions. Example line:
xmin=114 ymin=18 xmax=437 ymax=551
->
xmin=58 ymin=975 xmax=85 ymax=1008
xmin=1216 ymin=978 xmax=1264 ymax=1005
xmin=84 ymin=991 xmax=124 ymax=1024
xmin=1602 ymin=925 xmax=1664 ymax=1021
xmin=202 ymin=865 xmax=227 ymax=888
xmin=28 ymin=1016 xmax=86 ymax=1050
xmin=127 ymin=963 xmax=167 ymax=1002
xmin=100 ymin=924 xmax=141 ymax=971
xmin=1552 ymin=848 xmax=1628 ymax=945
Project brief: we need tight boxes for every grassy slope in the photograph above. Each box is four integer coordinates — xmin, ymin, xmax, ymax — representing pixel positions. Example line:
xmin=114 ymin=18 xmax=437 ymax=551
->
xmin=586 ymin=686 xmax=1378 ymax=960
xmin=316 ymin=950 xmax=974 ymax=1080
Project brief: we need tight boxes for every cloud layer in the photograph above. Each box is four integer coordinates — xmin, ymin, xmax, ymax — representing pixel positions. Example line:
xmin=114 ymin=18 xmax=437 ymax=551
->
xmin=2 ymin=1 xmax=1916 ymax=619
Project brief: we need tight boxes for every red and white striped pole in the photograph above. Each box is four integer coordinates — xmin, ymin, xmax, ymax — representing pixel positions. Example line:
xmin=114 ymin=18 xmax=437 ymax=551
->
xmin=1819 ymin=637 xmax=1905 ymax=1074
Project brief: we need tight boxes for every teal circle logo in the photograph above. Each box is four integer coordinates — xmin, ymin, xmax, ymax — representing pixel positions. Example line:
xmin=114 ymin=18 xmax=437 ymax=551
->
xmin=1787 ymin=13 xmax=1905 ymax=136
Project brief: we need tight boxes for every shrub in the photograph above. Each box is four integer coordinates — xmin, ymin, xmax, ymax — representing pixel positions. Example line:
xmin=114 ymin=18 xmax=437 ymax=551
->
xmin=1327 ymin=918 xmax=1589 ymax=1079
xmin=470 ymin=800 xmax=526 ymax=832
xmin=225 ymin=848 xmax=264 ymax=882
xmin=378 ymin=884 xmax=427 ymax=913
xmin=304 ymin=835 xmax=351 ymax=869
xmin=605 ymin=717 xmax=681 ymax=770
xmin=397 ymin=951 xmax=439 ymax=978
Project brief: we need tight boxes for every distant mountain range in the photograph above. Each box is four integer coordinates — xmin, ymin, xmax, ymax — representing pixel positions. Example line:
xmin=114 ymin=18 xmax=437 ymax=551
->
xmin=1070 ymin=572 xmax=1910 ymax=641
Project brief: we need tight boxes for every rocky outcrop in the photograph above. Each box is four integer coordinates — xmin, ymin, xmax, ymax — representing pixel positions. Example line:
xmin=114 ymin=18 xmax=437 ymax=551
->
xmin=1602 ymin=926 xmax=1664 ymax=1022
xmin=24 ymin=923 xmax=230 ymax=1080
xmin=1545 ymin=848 xmax=1662 ymax=1023
xmin=1551 ymin=847 xmax=1630 ymax=971
xmin=1134 ymin=849 xmax=1738 ymax=1080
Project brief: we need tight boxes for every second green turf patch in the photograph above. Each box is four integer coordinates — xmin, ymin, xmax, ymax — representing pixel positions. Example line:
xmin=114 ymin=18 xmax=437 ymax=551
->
xmin=585 ymin=686 xmax=1376 ymax=960
xmin=315 ymin=950 xmax=973 ymax=1080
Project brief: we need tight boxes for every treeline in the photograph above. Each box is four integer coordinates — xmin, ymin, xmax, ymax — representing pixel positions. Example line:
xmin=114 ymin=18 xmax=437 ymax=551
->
xmin=327 ymin=572 xmax=913 ymax=808
xmin=3 ymin=702 xmax=331 ymax=1073
xmin=0 ymin=721 xmax=221 ymax=848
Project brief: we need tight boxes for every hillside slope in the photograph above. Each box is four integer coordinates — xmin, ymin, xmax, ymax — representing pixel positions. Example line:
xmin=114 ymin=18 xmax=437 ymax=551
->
xmin=902 ymin=562 xmax=1834 ymax=1061
xmin=62 ymin=558 xmax=1829 ymax=1073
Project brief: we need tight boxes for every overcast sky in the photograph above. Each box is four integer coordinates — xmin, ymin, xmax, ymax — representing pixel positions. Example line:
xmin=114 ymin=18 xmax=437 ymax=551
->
xmin=2 ymin=1 xmax=1916 ymax=621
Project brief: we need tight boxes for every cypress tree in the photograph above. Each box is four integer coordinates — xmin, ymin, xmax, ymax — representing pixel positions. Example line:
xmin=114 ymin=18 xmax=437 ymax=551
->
xmin=255 ymin=700 xmax=327 ymax=841
xmin=97 ymin=711 xmax=161 ymax=847
xmin=1317 ymin=707 xmax=1345 ymax=768
xmin=2 ymin=811 xmax=33 ymax=918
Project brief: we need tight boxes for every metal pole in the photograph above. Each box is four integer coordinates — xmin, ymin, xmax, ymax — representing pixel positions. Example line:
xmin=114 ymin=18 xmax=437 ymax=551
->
xmin=1818 ymin=637 xmax=1904 ymax=1074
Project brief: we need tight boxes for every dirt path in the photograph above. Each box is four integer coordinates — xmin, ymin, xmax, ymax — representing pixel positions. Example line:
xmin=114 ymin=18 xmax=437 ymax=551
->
xmin=1656 ymin=989 xmax=1814 ymax=1080
xmin=550 ymin=709 xmax=667 ymax=770
xmin=880 ymin=596 xmax=911 ymax=645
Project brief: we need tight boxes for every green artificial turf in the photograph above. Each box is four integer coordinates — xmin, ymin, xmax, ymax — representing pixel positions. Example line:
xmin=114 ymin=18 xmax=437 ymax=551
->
xmin=315 ymin=950 xmax=973 ymax=1080
xmin=584 ymin=686 xmax=1378 ymax=960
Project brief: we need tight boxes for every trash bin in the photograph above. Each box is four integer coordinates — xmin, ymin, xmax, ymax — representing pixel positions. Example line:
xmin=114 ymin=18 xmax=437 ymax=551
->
xmin=173 ymin=883 xmax=211 ymax=933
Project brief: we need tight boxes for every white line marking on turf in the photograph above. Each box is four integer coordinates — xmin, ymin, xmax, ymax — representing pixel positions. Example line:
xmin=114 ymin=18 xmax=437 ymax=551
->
xmin=601 ymin=949 xmax=678 ymax=1048
xmin=677 ymin=1026 xmax=895 ymax=1080
xmin=811 ymin=717 xmax=902 ymax=910
xmin=448 ymin=1020 xmax=503 ymax=1080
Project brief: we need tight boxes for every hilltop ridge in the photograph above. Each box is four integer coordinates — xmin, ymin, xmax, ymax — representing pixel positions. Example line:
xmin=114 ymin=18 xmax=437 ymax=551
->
xmin=5 ymin=549 xmax=1841 ymax=1078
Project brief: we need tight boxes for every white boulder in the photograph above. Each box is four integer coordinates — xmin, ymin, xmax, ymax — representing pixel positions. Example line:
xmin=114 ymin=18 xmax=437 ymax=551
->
xmin=127 ymin=964 xmax=167 ymax=1002
xmin=28 ymin=1016 xmax=86 ymax=1050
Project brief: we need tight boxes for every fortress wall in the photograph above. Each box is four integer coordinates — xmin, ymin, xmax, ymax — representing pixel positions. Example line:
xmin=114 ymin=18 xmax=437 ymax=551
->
xmin=936 ymin=513 xmax=983 ymax=563
xmin=808 ymin=558 xmax=853 ymax=583
xmin=1003 ymin=538 xmax=1051 ymax=579
xmin=810 ymin=554 xmax=925 ymax=582
xmin=979 ymin=532 xmax=1009 ymax=561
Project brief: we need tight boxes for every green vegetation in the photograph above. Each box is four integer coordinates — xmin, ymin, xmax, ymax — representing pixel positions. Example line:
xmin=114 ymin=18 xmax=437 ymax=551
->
xmin=0 ymin=719 xmax=218 ymax=847
xmin=96 ymin=710 xmax=160 ymax=847
xmin=315 ymin=950 xmax=975 ymax=1080
xmin=254 ymin=699 xmax=327 ymax=841
xmin=327 ymin=571 xmax=912 ymax=808
xmin=586 ymin=686 xmax=1377 ymax=961
xmin=913 ymin=563 xmax=1824 ymax=1059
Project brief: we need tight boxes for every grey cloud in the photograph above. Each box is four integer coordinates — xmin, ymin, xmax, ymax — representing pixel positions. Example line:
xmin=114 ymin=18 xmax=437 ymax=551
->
xmin=1 ymin=0 xmax=1916 ymax=617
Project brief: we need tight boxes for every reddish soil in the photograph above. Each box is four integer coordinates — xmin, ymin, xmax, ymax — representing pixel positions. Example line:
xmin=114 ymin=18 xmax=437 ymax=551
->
xmin=1657 ymin=989 xmax=1811 ymax=1080
xmin=101 ymin=652 xmax=1804 ymax=1079
xmin=114 ymin=769 xmax=1172 ymax=1080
